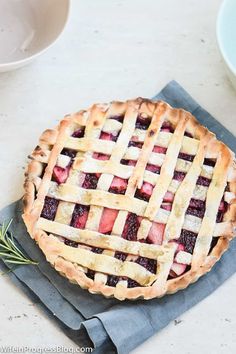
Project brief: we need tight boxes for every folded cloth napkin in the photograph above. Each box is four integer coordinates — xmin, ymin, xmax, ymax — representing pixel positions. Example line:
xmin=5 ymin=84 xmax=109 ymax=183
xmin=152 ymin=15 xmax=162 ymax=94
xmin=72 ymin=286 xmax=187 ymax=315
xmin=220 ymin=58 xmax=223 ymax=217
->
xmin=1 ymin=80 xmax=236 ymax=354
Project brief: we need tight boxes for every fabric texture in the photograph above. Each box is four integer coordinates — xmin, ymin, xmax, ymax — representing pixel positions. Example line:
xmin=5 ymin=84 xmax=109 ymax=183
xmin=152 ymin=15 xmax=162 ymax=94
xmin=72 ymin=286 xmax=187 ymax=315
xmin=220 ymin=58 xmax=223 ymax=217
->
xmin=1 ymin=80 xmax=236 ymax=354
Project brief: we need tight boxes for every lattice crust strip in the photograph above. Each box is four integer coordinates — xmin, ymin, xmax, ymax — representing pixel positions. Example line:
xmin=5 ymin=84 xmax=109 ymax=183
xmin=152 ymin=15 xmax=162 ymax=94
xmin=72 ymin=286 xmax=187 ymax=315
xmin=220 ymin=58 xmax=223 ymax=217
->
xmin=22 ymin=98 xmax=236 ymax=300
xmin=164 ymin=132 xmax=211 ymax=241
xmin=46 ymin=181 xmax=233 ymax=238
xmin=37 ymin=218 xmax=176 ymax=285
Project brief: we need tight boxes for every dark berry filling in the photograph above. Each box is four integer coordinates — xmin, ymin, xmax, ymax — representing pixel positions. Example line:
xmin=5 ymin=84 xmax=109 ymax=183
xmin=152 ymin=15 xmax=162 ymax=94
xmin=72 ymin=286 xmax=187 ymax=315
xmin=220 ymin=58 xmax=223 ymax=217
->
xmin=91 ymin=247 xmax=103 ymax=254
xmin=178 ymin=152 xmax=194 ymax=162
xmin=120 ymin=159 xmax=137 ymax=166
xmin=61 ymin=148 xmax=77 ymax=159
xmin=189 ymin=198 xmax=205 ymax=210
xmin=109 ymin=115 xmax=124 ymax=123
xmin=186 ymin=207 xmax=205 ymax=218
xmin=72 ymin=127 xmax=85 ymax=138
xmin=135 ymin=115 xmax=151 ymax=130
xmin=120 ymin=159 xmax=128 ymax=165
xmin=204 ymin=158 xmax=216 ymax=167
xmin=135 ymin=257 xmax=157 ymax=274
xmin=128 ymin=141 xmax=143 ymax=148
xmin=135 ymin=190 xmax=149 ymax=202
xmin=122 ymin=213 xmax=140 ymax=241
xmin=146 ymin=163 xmax=161 ymax=174
xmin=114 ymin=251 xmax=127 ymax=261
xmin=64 ymin=239 xmax=78 ymax=248
xmin=186 ymin=198 xmax=206 ymax=218
xmin=161 ymin=121 xmax=174 ymax=133
xmin=70 ymin=204 xmax=89 ymax=229
xmin=173 ymin=170 xmax=186 ymax=182
xmin=87 ymin=270 xmax=95 ymax=280
xmin=41 ymin=197 xmax=59 ymax=220
xmin=184 ymin=131 xmax=193 ymax=138
xmin=197 ymin=176 xmax=211 ymax=187
xmin=178 ymin=229 xmax=198 ymax=254
xmin=106 ymin=275 xmax=120 ymax=287
xmin=82 ymin=173 xmax=99 ymax=189
xmin=127 ymin=279 xmax=141 ymax=288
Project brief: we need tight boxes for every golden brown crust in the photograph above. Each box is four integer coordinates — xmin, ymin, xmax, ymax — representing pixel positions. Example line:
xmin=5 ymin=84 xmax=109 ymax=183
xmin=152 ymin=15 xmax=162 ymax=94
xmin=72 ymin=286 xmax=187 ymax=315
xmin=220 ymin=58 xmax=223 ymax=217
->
xmin=22 ymin=99 xmax=236 ymax=300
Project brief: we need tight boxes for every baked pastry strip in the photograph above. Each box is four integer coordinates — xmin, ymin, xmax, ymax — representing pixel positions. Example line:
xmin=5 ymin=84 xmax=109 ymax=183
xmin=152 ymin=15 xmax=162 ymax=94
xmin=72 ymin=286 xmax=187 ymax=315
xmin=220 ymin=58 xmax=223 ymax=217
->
xmin=37 ymin=218 xmax=171 ymax=259
xmin=126 ymin=101 xmax=164 ymax=194
xmin=164 ymin=130 xmax=211 ymax=241
xmin=192 ymin=144 xmax=233 ymax=267
xmin=111 ymin=100 xmax=155 ymax=236
xmin=145 ymin=110 xmax=189 ymax=220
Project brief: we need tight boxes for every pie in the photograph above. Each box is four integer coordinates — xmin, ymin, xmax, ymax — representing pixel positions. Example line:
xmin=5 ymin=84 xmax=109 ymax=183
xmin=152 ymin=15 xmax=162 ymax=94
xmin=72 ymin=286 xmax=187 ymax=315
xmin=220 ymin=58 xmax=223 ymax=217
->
xmin=22 ymin=98 xmax=236 ymax=300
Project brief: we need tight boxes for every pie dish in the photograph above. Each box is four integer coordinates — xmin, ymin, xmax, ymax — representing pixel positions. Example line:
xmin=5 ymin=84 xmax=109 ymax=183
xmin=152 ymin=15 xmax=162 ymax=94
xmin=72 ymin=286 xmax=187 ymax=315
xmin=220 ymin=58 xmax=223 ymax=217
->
xmin=22 ymin=98 xmax=236 ymax=300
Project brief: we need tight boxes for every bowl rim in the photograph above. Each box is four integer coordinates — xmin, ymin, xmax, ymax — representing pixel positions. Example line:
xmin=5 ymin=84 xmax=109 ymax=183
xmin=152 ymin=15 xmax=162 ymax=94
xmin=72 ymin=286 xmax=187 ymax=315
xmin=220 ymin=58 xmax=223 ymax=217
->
xmin=0 ymin=0 xmax=70 ymax=69
xmin=216 ymin=0 xmax=236 ymax=76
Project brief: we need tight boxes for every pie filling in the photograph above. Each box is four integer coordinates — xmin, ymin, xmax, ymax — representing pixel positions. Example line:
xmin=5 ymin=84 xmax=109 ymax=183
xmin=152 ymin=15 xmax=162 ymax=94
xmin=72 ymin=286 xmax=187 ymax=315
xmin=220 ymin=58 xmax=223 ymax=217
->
xmin=177 ymin=230 xmax=197 ymax=254
xmin=100 ymin=131 xmax=119 ymax=142
xmin=41 ymin=197 xmax=59 ymax=220
xmin=128 ymin=140 xmax=143 ymax=148
xmin=109 ymin=177 xmax=128 ymax=195
xmin=39 ymin=117 xmax=230 ymax=289
xmin=109 ymin=115 xmax=124 ymax=123
xmin=61 ymin=148 xmax=77 ymax=159
xmin=82 ymin=173 xmax=99 ymax=189
xmin=72 ymin=127 xmax=85 ymax=138
xmin=135 ymin=115 xmax=152 ymax=130
xmin=70 ymin=204 xmax=89 ymax=229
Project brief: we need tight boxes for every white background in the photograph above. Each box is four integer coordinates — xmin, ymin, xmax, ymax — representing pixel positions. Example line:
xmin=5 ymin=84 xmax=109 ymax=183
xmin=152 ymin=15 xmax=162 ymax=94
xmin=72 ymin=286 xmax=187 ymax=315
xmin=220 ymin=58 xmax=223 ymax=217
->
xmin=0 ymin=0 xmax=236 ymax=353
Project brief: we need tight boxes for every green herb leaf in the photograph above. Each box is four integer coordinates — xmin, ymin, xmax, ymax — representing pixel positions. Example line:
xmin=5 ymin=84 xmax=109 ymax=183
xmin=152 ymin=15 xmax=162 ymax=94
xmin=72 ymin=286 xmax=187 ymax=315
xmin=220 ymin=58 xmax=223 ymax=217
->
xmin=0 ymin=219 xmax=38 ymax=266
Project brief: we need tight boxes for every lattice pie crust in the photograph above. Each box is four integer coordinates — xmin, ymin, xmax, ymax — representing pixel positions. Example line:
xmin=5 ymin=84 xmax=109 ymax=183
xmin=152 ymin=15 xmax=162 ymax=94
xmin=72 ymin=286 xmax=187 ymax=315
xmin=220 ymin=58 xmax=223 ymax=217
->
xmin=23 ymin=99 xmax=236 ymax=300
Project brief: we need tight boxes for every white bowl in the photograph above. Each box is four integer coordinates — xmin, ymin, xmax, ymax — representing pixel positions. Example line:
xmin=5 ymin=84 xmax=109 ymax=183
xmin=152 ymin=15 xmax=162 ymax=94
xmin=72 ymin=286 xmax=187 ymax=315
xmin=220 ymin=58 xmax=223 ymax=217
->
xmin=0 ymin=0 xmax=70 ymax=72
xmin=217 ymin=0 xmax=236 ymax=90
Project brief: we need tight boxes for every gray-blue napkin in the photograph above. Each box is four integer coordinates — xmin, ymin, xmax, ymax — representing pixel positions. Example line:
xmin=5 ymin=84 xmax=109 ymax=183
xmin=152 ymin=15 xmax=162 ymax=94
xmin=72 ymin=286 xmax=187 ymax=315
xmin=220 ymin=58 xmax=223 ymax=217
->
xmin=1 ymin=80 xmax=236 ymax=354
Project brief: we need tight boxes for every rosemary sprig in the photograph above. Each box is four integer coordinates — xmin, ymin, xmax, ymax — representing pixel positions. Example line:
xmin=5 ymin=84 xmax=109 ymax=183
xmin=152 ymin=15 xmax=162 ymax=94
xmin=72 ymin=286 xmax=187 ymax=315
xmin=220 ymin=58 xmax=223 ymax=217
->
xmin=0 ymin=219 xmax=38 ymax=265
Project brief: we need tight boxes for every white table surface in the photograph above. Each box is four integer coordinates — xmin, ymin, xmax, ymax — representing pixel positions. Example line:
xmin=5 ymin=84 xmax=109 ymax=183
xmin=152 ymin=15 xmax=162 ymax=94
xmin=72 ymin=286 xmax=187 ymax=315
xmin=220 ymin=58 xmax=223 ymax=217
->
xmin=0 ymin=0 xmax=236 ymax=353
